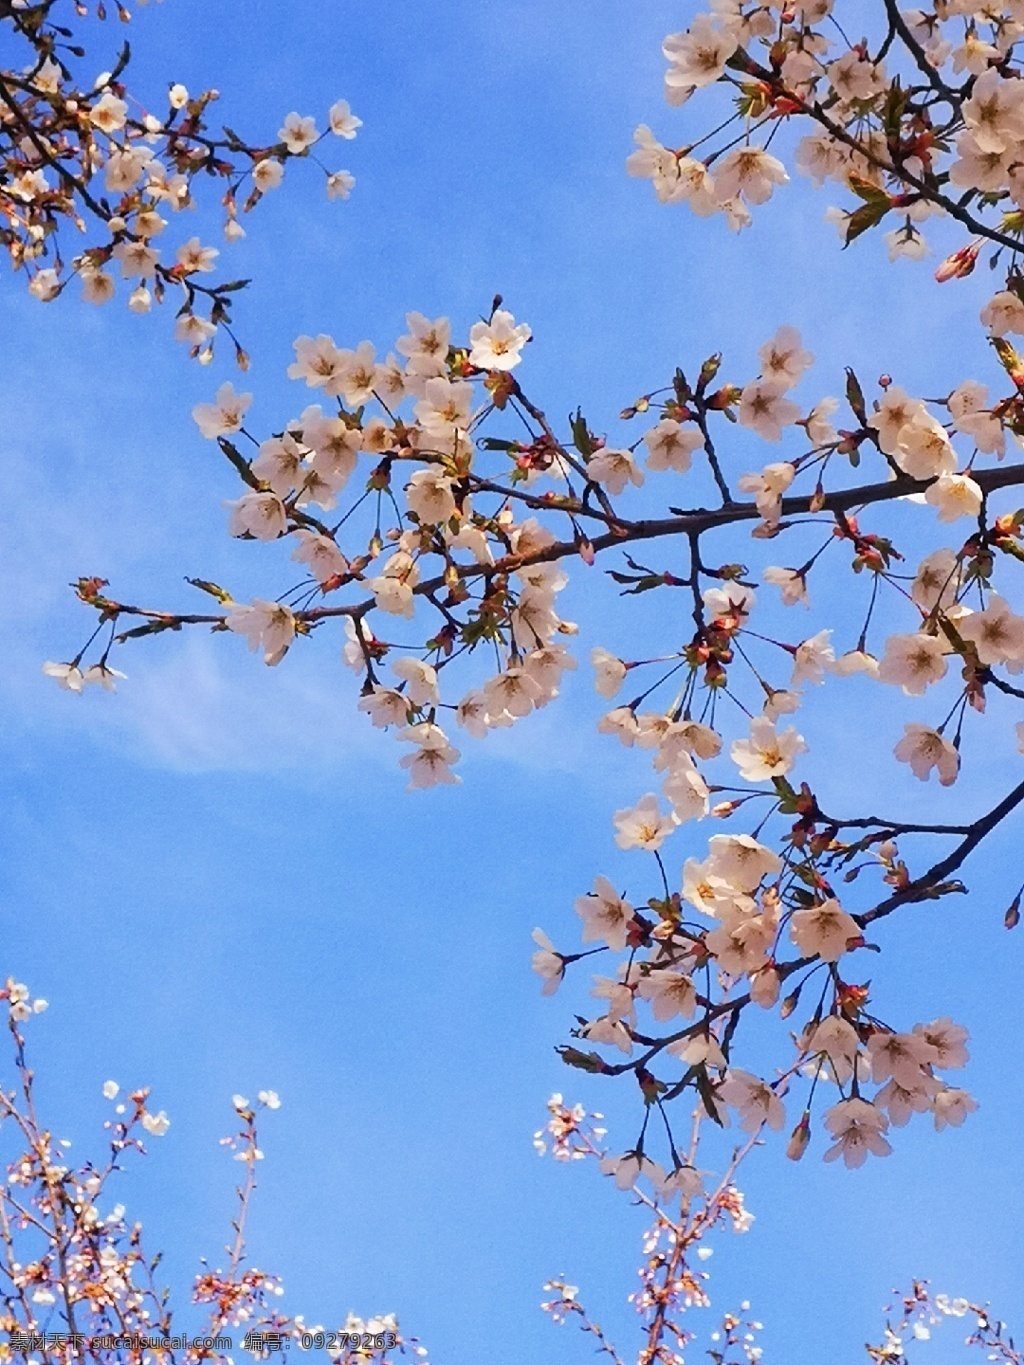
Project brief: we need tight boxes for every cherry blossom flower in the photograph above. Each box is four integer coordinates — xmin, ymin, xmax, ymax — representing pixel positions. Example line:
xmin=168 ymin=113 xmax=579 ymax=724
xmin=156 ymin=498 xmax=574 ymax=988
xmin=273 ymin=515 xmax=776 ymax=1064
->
xmin=758 ymin=327 xmax=814 ymax=390
xmin=584 ymin=1013 xmax=633 ymax=1055
xmin=893 ymin=411 xmax=957 ymax=479
xmin=456 ymin=690 xmax=491 ymax=739
xmin=808 ymin=1016 xmax=860 ymax=1076
xmin=90 ymin=92 xmax=128 ymax=132
xmin=737 ymin=461 xmax=795 ymax=521
xmin=278 ymin=112 xmax=319 ymax=154
xmin=948 ymin=380 xmax=1004 ymax=456
xmin=468 ymin=309 xmax=531 ymax=371
xmin=662 ymin=16 xmax=738 ymax=91
xmin=398 ymin=722 xmax=461 ymax=789
xmin=737 ymin=380 xmax=801 ymax=442
xmin=358 ymin=687 xmax=411 ymax=730
xmin=877 ymin=631 xmax=949 ymax=694
xmin=962 ymin=69 xmax=1024 ymax=156
xmin=792 ymin=630 xmax=835 ymax=686
xmin=706 ymin=834 xmax=781 ymax=892
xmin=406 ymin=467 xmax=457 ymax=525
xmin=574 ymin=875 xmax=634 ymax=951
xmin=368 ymin=552 xmax=419 ymax=618
xmin=392 ymin=657 xmax=439 ymax=706
xmin=333 ymin=340 xmax=381 ymax=406
xmin=83 ymin=663 xmax=127 ymax=692
xmin=925 ymin=473 xmax=983 ymax=523
xmin=42 ymin=661 xmax=85 ymax=693
xmin=894 ymin=724 xmax=959 ymax=786
xmin=252 ymin=434 xmax=304 ymax=495
xmin=789 ymin=899 xmax=860 ymax=963
xmin=657 ymin=719 xmax=721 ymax=762
xmin=288 ymin=334 xmax=347 ymax=391
xmin=705 ymin=906 xmax=776 ymax=975
xmin=613 ymin=794 xmax=677 ymax=851
xmin=981 ymin=290 xmax=1024 ymax=337
xmin=28 ymin=268 xmax=60 ymax=302
xmin=669 ymin=1032 xmax=726 ymax=1070
xmin=626 ymin=125 xmax=685 ymax=199
xmin=227 ymin=491 xmax=288 ymax=541
xmin=828 ymin=50 xmax=886 ymax=103
xmin=662 ymin=762 xmax=711 ymax=823
xmin=764 ymin=687 xmax=801 ymax=720
xmin=822 ymin=1098 xmax=892 ymax=1168
xmin=291 ymin=529 xmax=348 ymax=584
xmin=952 ymin=33 xmax=1002 ymax=76
xmin=226 ymin=601 xmax=296 ymax=665
xmin=587 ymin=448 xmax=644 ymax=495
xmin=682 ymin=858 xmax=753 ymax=919
xmin=866 ymin=1031 xmax=940 ymax=1088
xmin=835 ymin=655 xmax=884 ymax=682
xmin=328 ymin=100 xmax=362 ymax=138
xmin=253 ymin=158 xmax=285 ymax=192
xmin=531 ymin=930 xmax=564 ymax=996
xmin=703 ymin=583 xmax=756 ymax=620
xmin=911 ymin=548 xmax=961 ymax=613
xmin=193 ymin=382 xmax=253 ymax=438
xmin=637 ymin=969 xmax=696 ymax=1021
xmin=113 ymin=240 xmax=159 ymax=279
xmin=483 ymin=668 xmax=543 ymax=719
xmin=643 ymin=418 xmax=703 ymax=472
xmin=414 ymin=376 xmax=474 ymax=435
xmin=876 ymin=1075 xmax=940 ymax=1127
xmin=397 ymin=312 xmax=451 ymax=376
xmin=914 ymin=1017 xmax=969 ymax=1070
xmin=867 ymin=386 xmax=926 ymax=455
xmin=176 ymin=237 xmax=218 ymax=274
xmin=718 ymin=1069 xmax=786 ymax=1134
xmin=591 ymin=647 xmax=627 ymax=698
xmin=957 ymin=596 xmax=1024 ymax=666
xmin=763 ymin=566 xmax=808 ymax=607
xmin=932 ymin=1088 xmax=979 ymax=1131
xmin=730 ymin=718 xmax=807 ymax=782
xmin=599 ymin=1151 xmax=659 ymax=1191
xmin=141 ymin=1110 xmax=171 ymax=1137
xmin=597 ymin=707 xmax=640 ymax=746
xmin=714 ymin=147 xmax=789 ymax=206
xmin=326 ymin=170 xmax=356 ymax=201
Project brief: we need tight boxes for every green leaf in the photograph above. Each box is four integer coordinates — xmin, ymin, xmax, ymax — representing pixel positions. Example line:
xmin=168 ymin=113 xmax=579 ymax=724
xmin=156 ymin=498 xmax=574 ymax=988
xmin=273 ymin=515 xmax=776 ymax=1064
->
xmin=186 ymin=577 xmax=232 ymax=603
xmin=845 ymin=367 xmax=867 ymax=425
xmin=847 ymin=174 xmax=892 ymax=209
xmin=696 ymin=1067 xmax=724 ymax=1126
xmin=843 ymin=199 xmax=891 ymax=246
xmin=569 ymin=408 xmax=594 ymax=460
xmin=557 ymin=1046 xmax=606 ymax=1074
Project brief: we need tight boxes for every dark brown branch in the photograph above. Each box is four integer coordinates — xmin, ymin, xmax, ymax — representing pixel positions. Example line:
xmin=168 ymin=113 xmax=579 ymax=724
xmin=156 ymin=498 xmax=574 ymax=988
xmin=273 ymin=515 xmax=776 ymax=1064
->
xmin=859 ymin=777 xmax=1024 ymax=926
xmin=880 ymin=0 xmax=962 ymax=104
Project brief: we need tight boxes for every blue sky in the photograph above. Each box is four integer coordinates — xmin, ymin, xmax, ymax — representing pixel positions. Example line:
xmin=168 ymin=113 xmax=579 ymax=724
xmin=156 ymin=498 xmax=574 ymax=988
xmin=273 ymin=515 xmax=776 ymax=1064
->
xmin=2 ymin=2 xmax=1024 ymax=1362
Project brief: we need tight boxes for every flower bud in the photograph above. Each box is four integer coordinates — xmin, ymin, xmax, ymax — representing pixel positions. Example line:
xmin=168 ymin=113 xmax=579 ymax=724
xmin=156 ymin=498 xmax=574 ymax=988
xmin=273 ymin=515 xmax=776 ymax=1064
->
xmin=786 ymin=1113 xmax=810 ymax=1161
xmin=934 ymin=243 xmax=979 ymax=283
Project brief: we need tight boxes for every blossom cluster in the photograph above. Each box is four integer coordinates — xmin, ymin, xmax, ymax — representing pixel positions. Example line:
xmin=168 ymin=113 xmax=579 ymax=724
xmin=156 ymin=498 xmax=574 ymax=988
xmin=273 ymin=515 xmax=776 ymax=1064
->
xmin=32 ymin=3 xmax=1024 ymax=1351
xmin=0 ymin=983 xmax=422 ymax=1364
xmin=630 ymin=0 xmax=1024 ymax=308
xmin=536 ymin=1094 xmax=763 ymax=1365
xmin=51 ymin=299 xmax=1024 ymax=1193
xmin=1 ymin=0 xmax=360 ymax=359
xmin=867 ymin=1280 xmax=1024 ymax=1363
